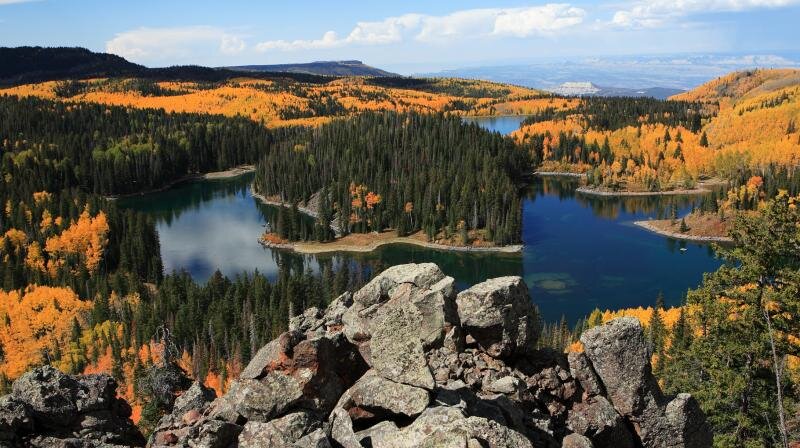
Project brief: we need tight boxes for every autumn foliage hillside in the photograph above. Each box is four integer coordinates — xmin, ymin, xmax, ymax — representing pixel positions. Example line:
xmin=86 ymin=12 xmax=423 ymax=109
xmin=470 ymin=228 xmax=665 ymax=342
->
xmin=0 ymin=76 xmax=549 ymax=128
xmin=511 ymin=69 xmax=800 ymax=193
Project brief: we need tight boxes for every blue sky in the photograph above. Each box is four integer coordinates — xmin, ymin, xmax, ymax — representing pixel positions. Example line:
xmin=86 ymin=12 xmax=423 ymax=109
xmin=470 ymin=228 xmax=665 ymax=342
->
xmin=1 ymin=0 xmax=798 ymax=73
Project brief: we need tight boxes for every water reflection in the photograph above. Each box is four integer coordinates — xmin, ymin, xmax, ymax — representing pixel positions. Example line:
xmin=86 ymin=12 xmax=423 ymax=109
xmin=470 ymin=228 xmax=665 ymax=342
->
xmin=119 ymin=173 xmax=723 ymax=323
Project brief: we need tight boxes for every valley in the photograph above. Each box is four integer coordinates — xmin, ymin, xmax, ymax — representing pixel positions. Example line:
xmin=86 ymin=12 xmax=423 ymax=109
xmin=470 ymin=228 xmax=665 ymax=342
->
xmin=0 ymin=43 xmax=798 ymax=447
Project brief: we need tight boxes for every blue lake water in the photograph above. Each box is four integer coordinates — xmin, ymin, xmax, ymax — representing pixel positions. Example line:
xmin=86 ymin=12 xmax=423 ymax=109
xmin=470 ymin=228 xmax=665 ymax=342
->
xmin=118 ymin=117 xmax=723 ymax=322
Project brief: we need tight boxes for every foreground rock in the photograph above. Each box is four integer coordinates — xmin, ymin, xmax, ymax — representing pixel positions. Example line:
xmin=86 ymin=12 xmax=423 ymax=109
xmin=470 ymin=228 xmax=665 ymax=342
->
xmin=0 ymin=365 xmax=145 ymax=447
xmin=151 ymin=264 xmax=713 ymax=447
xmin=580 ymin=318 xmax=713 ymax=448
xmin=1 ymin=263 xmax=712 ymax=447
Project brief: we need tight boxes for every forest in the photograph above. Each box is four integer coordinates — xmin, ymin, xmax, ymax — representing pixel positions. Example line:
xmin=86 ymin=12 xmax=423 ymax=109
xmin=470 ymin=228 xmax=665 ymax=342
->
xmin=254 ymin=112 xmax=530 ymax=245
xmin=0 ymin=95 xmax=301 ymax=195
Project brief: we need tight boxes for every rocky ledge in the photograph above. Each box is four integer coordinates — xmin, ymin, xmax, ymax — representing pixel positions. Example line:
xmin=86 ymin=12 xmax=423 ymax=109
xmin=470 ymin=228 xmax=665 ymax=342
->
xmin=0 ymin=365 xmax=144 ymax=447
xmin=0 ymin=263 xmax=713 ymax=447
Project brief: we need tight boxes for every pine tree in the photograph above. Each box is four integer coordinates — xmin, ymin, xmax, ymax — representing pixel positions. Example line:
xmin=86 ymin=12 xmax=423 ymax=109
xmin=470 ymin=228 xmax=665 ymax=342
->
xmin=699 ymin=131 xmax=709 ymax=147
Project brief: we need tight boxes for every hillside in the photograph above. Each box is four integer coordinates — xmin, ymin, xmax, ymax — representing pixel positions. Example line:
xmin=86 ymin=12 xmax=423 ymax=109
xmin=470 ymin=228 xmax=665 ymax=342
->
xmin=0 ymin=75 xmax=550 ymax=128
xmin=672 ymin=68 xmax=800 ymax=167
xmin=670 ymin=68 xmax=800 ymax=103
xmin=509 ymin=68 xmax=800 ymax=196
xmin=229 ymin=60 xmax=397 ymax=77
xmin=0 ymin=46 xmax=144 ymax=86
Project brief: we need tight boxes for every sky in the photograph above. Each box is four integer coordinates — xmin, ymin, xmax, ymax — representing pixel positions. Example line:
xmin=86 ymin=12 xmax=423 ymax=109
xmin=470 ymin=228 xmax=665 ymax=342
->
xmin=1 ymin=0 xmax=799 ymax=73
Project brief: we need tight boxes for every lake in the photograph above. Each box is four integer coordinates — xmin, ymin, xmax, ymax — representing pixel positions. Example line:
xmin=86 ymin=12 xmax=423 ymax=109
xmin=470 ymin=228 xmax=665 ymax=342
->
xmin=118 ymin=117 xmax=723 ymax=322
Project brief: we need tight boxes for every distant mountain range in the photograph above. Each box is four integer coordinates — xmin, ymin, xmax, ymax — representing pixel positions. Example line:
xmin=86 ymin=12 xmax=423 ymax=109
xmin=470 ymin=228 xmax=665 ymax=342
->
xmin=548 ymin=82 xmax=684 ymax=99
xmin=421 ymin=52 xmax=800 ymax=98
xmin=0 ymin=47 xmax=391 ymax=86
xmin=227 ymin=60 xmax=397 ymax=77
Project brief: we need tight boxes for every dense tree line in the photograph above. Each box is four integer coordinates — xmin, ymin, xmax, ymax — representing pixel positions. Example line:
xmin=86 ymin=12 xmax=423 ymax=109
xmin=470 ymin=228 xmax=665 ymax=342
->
xmin=0 ymin=95 xmax=301 ymax=195
xmin=522 ymin=96 xmax=710 ymax=132
xmin=255 ymin=112 xmax=530 ymax=245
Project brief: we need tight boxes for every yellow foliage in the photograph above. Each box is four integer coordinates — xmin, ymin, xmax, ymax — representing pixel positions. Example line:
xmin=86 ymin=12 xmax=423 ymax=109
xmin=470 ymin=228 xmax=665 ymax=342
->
xmin=0 ymin=76 xmax=547 ymax=128
xmin=0 ymin=285 xmax=89 ymax=379
xmin=44 ymin=209 xmax=109 ymax=273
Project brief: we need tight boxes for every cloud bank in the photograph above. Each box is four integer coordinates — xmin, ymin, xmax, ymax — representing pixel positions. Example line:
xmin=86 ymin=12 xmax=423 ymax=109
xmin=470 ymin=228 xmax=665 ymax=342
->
xmin=105 ymin=26 xmax=245 ymax=62
xmin=255 ymin=4 xmax=586 ymax=52
xmin=611 ymin=0 xmax=800 ymax=28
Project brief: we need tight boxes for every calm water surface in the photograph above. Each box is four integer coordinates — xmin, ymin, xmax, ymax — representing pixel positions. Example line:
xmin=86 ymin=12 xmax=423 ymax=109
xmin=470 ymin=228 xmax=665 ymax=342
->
xmin=118 ymin=117 xmax=723 ymax=322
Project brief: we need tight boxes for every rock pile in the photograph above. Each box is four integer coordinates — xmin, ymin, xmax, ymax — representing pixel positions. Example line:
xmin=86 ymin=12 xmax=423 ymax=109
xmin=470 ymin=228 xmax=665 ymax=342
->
xmin=0 ymin=263 xmax=712 ymax=447
xmin=0 ymin=365 xmax=145 ymax=447
xmin=149 ymin=263 xmax=712 ymax=447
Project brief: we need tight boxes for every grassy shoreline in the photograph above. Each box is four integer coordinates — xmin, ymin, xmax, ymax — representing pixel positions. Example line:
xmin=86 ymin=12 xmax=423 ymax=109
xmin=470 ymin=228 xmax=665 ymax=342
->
xmin=259 ymin=230 xmax=524 ymax=254
xmin=633 ymin=219 xmax=733 ymax=243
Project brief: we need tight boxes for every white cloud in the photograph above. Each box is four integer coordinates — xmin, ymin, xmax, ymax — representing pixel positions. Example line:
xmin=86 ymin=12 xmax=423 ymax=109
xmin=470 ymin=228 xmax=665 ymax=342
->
xmin=255 ymin=4 xmax=585 ymax=53
xmin=0 ymin=0 xmax=39 ymax=4
xmin=106 ymin=26 xmax=246 ymax=62
xmin=611 ymin=0 xmax=800 ymax=28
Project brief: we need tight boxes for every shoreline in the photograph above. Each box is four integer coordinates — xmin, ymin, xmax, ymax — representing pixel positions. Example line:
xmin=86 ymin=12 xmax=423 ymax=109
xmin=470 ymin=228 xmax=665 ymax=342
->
xmin=633 ymin=220 xmax=733 ymax=243
xmin=250 ymin=188 xmax=523 ymax=254
xmin=260 ymin=233 xmax=524 ymax=255
xmin=250 ymin=188 xmax=321 ymax=220
xmin=575 ymin=178 xmax=727 ymax=198
xmin=534 ymin=171 xmax=587 ymax=178
xmin=107 ymin=165 xmax=255 ymax=199
xmin=577 ymin=185 xmax=708 ymax=197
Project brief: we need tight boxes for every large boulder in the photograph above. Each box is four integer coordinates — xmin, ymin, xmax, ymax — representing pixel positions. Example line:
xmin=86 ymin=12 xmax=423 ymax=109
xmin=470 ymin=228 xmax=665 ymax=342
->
xmin=342 ymin=264 xmax=458 ymax=359
xmin=352 ymin=263 xmax=447 ymax=308
xmin=455 ymin=276 xmax=538 ymax=359
xmin=369 ymin=290 xmax=436 ymax=389
xmin=567 ymin=396 xmax=636 ymax=447
xmin=369 ymin=405 xmax=534 ymax=448
xmin=237 ymin=411 xmax=325 ymax=447
xmin=233 ymin=331 xmax=368 ymax=419
xmin=335 ymin=370 xmax=430 ymax=422
xmin=581 ymin=318 xmax=713 ymax=447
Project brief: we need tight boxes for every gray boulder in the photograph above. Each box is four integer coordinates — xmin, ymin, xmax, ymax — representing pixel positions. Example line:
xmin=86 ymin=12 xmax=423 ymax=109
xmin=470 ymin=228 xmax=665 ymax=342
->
xmin=456 ymin=276 xmax=538 ymax=359
xmin=353 ymin=263 xmax=446 ymax=308
xmin=567 ymin=396 xmax=635 ymax=448
xmin=581 ymin=318 xmax=713 ymax=447
xmin=370 ymin=406 xmax=534 ymax=448
xmin=237 ymin=411 xmax=323 ymax=447
xmin=336 ymin=370 xmax=430 ymax=420
xmin=172 ymin=381 xmax=216 ymax=417
xmin=342 ymin=263 xmax=458 ymax=363
xmin=369 ymin=293 xmax=436 ymax=389
xmin=568 ymin=352 xmax=604 ymax=398
xmin=664 ymin=393 xmax=714 ymax=448
xmin=213 ymin=375 xmax=304 ymax=423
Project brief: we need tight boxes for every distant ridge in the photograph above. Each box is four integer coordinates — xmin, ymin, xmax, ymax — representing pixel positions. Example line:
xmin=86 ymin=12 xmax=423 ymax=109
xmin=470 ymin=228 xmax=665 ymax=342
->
xmin=227 ymin=60 xmax=398 ymax=77
xmin=0 ymin=47 xmax=354 ymax=86
xmin=0 ymin=46 xmax=144 ymax=85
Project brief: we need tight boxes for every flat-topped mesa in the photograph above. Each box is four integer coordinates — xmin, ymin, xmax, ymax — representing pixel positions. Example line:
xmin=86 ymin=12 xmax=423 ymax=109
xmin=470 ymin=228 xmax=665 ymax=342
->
xmin=0 ymin=263 xmax=711 ymax=447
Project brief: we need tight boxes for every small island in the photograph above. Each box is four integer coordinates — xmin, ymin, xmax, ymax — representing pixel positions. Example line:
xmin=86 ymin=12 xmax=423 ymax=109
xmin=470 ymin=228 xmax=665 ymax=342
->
xmin=250 ymin=112 xmax=528 ymax=254
xmin=634 ymin=212 xmax=733 ymax=243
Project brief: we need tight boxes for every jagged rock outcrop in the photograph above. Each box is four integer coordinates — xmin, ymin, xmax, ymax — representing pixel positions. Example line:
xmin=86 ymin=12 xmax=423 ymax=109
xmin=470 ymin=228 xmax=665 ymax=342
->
xmin=580 ymin=317 xmax=713 ymax=448
xmin=0 ymin=263 xmax=712 ymax=448
xmin=0 ymin=365 xmax=145 ymax=447
xmin=143 ymin=263 xmax=712 ymax=447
